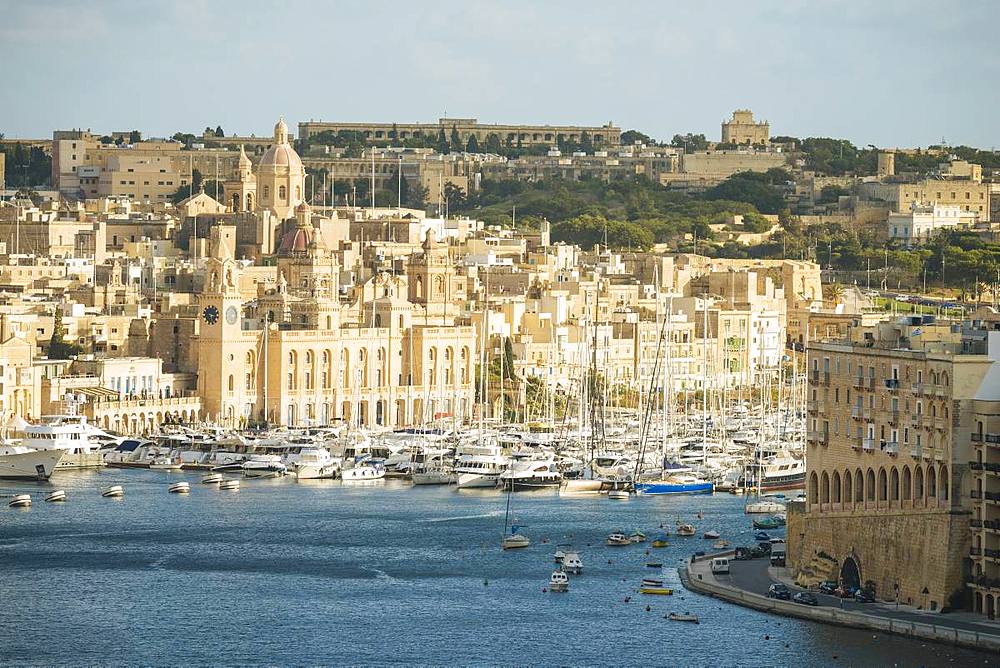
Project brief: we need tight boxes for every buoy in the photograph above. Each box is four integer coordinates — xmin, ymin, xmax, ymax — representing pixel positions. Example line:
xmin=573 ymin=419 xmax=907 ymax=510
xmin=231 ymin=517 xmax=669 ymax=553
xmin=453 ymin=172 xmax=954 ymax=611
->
xmin=645 ymin=605 xmax=651 ymax=612
xmin=624 ymin=596 xmax=631 ymax=603
xmin=764 ymin=635 xmax=769 ymax=640
xmin=542 ymin=588 xmax=547 ymax=593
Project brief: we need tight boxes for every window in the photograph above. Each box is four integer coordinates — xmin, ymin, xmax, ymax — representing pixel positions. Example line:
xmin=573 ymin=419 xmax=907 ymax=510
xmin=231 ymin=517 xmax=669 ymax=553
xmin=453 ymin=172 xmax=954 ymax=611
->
xmin=279 ymin=185 xmax=287 ymax=201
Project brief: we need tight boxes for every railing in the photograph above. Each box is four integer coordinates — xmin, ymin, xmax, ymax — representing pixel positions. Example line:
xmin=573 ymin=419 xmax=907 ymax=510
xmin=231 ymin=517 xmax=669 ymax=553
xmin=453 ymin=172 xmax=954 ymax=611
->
xmin=810 ymin=370 xmax=820 ymax=384
xmin=972 ymin=432 xmax=984 ymax=443
xmin=853 ymin=377 xmax=865 ymax=389
xmin=823 ymin=371 xmax=831 ymax=386
xmin=911 ymin=383 xmax=923 ymax=395
xmin=807 ymin=400 xmax=819 ymax=414
xmin=971 ymin=461 xmax=985 ymax=471
xmin=885 ymin=441 xmax=899 ymax=454
xmin=867 ymin=377 xmax=876 ymax=391
xmin=863 ymin=438 xmax=875 ymax=452
xmin=971 ymin=519 xmax=983 ymax=528
xmin=986 ymin=433 xmax=1000 ymax=445
xmin=972 ymin=489 xmax=982 ymax=499
xmin=885 ymin=378 xmax=900 ymax=391
xmin=972 ymin=547 xmax=983 ymax=556
xmin=851 ymin=406 xmax=864 ymax=419
xmin=910 ymin=446 xmax=922 ymax=458
xmin=889 ymin=410 xmax=901 ymax=425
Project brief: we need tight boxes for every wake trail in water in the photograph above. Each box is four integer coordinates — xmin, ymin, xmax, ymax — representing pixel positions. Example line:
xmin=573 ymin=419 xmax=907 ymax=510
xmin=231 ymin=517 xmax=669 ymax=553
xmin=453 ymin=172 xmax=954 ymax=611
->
xmin=422 ymin=510 xmax=502 ymax=523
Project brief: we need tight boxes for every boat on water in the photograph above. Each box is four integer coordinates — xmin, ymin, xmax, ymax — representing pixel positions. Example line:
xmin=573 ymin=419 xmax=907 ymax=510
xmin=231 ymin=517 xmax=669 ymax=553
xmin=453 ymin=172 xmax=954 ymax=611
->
xmin=713 ymin=539 xmax=732 ymax=549
xmin=639 ymin=578 xmax=673 ymax=595
xmin=168 ymin=481 xmax=190 ymax=494
xmin=45 ymin=489 xmax=66 ymax=502
xmin=219 ymin=479 xmax=240 ymax=491
xmin=150 ymin=456 xmax=184 ymax=471
xmin=753 ymin=515 xmax=784 ymax=530
xmin=646 ymin=561 xmax=663 ymax=568
xmin=635 ymin=474 xmax=714 ymax=496
xmin=606 ymin=531 xmax=630 ymax=547
xmin=563 ymin=551 xmax=583 ymax=574
xmin=291 ymin=447 xmax=341 ymax=480
xmin=667 ymin=612 xmax=699 ymax=623
xmin=8 ymin=494 xmax=31 ymax=508
xmin=502 ymin=533 xmax=530 ymax=550
xmin=608 ymin=489 xmax=630 ymax=500
xmin=675 ymin=523 xmax=696 ymax=537
xmin=19 ymin=413 xmax=107 ymax=470
xmin=342 ymin=456 xmax=386 ymax=482
xmin=703 ymin=530 xmax=721 ymax=540
xmin=651 ymin=534 xmax=670 ymax=548
xmin=629 ymin=530 xmax=647 ymax=543
xmin=201 ymin=472 xmax=224 ymax=484
xmin=561 ymin=478 xmax=603 ymax=494
xmin=499 ymin=457 xmax=562 ymax=491
xmin=757 ymin=455 xmax=806 ymax=491
xmin=549 ymin=569 xmax=569 ymax=593
xmin=745 ymin=499 xmax=786 ymax=514
xmin=101 ymin=485 xmax=124 ymax=498
xmin=0 ymin=445 xmax=64 ymax=480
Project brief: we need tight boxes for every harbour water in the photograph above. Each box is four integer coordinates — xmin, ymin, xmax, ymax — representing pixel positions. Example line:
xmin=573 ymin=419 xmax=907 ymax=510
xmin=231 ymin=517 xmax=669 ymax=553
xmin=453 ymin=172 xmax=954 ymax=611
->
xmin=0 ymin=470 xmax=995 ymax=666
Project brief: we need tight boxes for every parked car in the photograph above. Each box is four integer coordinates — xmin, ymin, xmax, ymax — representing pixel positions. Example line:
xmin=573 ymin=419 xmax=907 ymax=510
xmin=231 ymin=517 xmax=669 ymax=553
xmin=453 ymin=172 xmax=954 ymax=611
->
xmin=792 ymin=592 xmax=819 ymax=606
xmin=767 ymin=583 xmax=791 ymax=600
xmin=818 ymin=581 xmax=839 ymax=595
xmin=855 ymin=589 xmax=876 ymax=603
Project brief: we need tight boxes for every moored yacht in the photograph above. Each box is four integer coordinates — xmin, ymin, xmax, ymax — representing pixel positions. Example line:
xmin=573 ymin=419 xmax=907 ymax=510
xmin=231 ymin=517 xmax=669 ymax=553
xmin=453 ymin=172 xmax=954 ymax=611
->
xmin=21 ymin=414 xmax=107 ymax=470
xmin=499 ymin=457 xmax=562 ymax=491
xmin=0 ymin=445 xmax=64 ymax=480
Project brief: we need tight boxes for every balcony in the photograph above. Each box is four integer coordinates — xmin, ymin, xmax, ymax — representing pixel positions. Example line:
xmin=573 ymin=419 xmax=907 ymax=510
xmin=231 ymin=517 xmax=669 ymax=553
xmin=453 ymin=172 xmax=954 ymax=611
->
xmin=911 ymin=383 xmax=923 ymax=395
xmin=972 ymin=432 xmax=984 ymax=443
xmin=888 ymin=410 xmax=901 ymax=425
xmin=862 ymin=438 xmax=875 ymax=452
xmin=809 ymin=370 xmax=819 ymax=385
xmin=972 ymin=489 xmax=982 ymax=499
xmin=885 ymin=378 xmax=900 ymax=392
xmin=807 ymin=400 xmax=819 ymax=415
xmin=986 ymin=433 xmax=1000 ymax=445
xmin=885 ymin=441 xmax=900 ymax=455
xmin=853 ymin=377 xmax=865 ymax=389
xmin=972 ymin=547 xmax=983 ymax=556
xmin=822 ymin=371 xmax=831 ymax=387
xmin=851 ymin=406 xmax=865 ymax=420
xmin=910 ymin=414 xmax=923 ymax=427
xmin=910 ymin=446 xmax=922 ymax=458
xmin=867 ymin=377 xmax=876 ymax=391
xmin=971 ymin=519 xmax=983 ymax=528
xmin=971 ymin=461 xmax=985 ymax=471
xmin=935 ymin=418 xmax=948 ymax=432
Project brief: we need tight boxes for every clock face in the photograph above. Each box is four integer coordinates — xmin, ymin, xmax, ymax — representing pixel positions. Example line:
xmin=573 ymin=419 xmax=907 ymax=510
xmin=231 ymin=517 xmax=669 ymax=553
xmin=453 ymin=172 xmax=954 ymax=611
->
xmin=202 ymin=305 xmax=219 ymax=324
xmin=226 ymin=305 xmax=239 ymax=325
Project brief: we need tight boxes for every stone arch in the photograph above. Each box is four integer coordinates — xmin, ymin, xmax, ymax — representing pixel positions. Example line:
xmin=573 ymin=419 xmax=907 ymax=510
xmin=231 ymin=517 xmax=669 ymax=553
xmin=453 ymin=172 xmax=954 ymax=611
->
xmin=820 ymin=471 xmax=830 ymax=504
xmin=832 ymin=471 xmax=842 ymax=504
xmin=878 ymin=468 xmax=888 ymax=502
xmin=843 ymin=469 xmax=853 ymax=505
xmin=902 ymin=466 xmax=912 ymax=501
xmin=246 ymin=193 xmax=253 ymax=211
xmin=279 ymin=185 xmax=287 ymax=201
xmin=939 ymin=463 xmax=949 ymax=501
xmin=232 ymin=193 xmax=240 ymax=212
xmin=927 ymin=465 xmax=937 ymax=500
xmin=866 ymin=468 xmax=876 ymax=502
xmin=840 ymin=555 xmax=862 ymax=591
xmin=808 ymin=471 xmax=819 ymax=505
xmin=890 ymin=467 xmax=900 ymax=502
xmin=854 ymin=469 xmax=864 ymax=503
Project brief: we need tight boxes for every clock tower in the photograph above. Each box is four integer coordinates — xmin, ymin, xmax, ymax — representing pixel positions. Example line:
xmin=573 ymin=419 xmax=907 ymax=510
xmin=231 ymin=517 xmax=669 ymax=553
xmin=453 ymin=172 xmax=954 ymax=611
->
xmin=198 ymin=226 xmax=248 ymax=426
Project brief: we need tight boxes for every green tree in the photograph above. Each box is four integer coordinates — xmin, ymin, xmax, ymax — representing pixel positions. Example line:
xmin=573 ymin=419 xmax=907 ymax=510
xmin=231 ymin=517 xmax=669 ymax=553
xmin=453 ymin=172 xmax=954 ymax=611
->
xmin=48 ymin=306 xmax=82 ymax=360
xmin=443 ymin=182 xmax=467 ymax=210
xmin=621 ymin=130 xmax=653 ymax=146
xmin=437 ymin=127 xmax=449 ymax=154
xmin=450 ymin=126 xmax=463 ymax=152
xmin=671 ymin=133 xmax=709 ymax=151
xmin=466 ymin=135 xmax=479 ymax=153
xmin=129 ymin=130 xmax=141 ymax=143
xmin=215 ymin=126 xmax=224 ymax=137
xmin=401 ymin=175 xmax=429 ymax=209
xmin=485 ymin=133 xmax=502 ymax=154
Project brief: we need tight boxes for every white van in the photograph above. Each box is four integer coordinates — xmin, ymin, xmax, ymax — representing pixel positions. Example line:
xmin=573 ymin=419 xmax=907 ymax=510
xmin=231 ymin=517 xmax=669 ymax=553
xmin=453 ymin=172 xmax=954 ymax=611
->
xmin=710 ymin=557 xmax=730 ymax=575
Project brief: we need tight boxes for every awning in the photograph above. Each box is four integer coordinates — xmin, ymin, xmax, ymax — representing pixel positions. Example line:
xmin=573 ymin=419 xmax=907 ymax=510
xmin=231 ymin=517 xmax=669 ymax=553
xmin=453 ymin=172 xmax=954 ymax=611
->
xmin=74 ymin=387 xmax=120 ymax=398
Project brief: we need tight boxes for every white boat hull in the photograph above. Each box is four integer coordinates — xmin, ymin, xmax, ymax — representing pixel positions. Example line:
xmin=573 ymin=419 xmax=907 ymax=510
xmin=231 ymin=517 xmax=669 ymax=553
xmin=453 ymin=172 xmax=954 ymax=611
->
xmin=456 ymin=472 xmax=499 ymax=489
xmin=412 ymin=471 xmax=454 ymax=485
xmin=54 ymin=450 xmax=105 ymax=470
xmin=295 ymin=463 xmax=340 ymax=480
xmin=561 ymin=479 xmax=603 ymax=494
xmin=0 ymin=449 xmax=64 ymax=480
xmin=342 ymin=466 xmax=385 ymax=482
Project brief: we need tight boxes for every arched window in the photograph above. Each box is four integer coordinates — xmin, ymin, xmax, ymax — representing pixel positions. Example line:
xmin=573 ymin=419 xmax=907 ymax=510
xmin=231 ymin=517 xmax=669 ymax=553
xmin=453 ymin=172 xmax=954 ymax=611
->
xmin=232 ymin=193 xmax=240 ymax=212
xmin=808 ymin=472 xmax=819 ymax=505
xmin=461 ymin=347 xmax=470 ymax=383
xmin=360 ymin=349 xmax=369 ymax=387
xmin=295 ymin=185 xmax=301 ymax=200
xmin=263 ymin=185 xmax=270 ymax=199
xmin=279 ymin=185 xmax=287 ymax=201
xmin=246 ymin=193 xmax=253 ymax=210
xmin=228 ymin=375 xmax=234 ymax=392
xmin=927 ymin=466 xmax=937 ymax=498
xmin=342 ymin=350 xmax=350 ymax=387
xmin=915 ymin=466 xmax=925 ymax=502
xmin=939 ymin=464 xmax=949 ymax=500
xmin=832 ymin=471 xmax=842 ymax=504
xmin=854 ymin=469 xmax=863 ymax=503
xmin=820 ymin=471 xmax=830 ymax=504
xmin=843 ymin=470 xmax=853 ymax=505
xmin=890 ymin=468 xmax=900 ymax=501
xmin=902 ymin=466 xmax=912 ymax=501
xmin=877 ymin=468 xmax=888 ymax=502
xmin=866 ymin=469 xmax=876 ymax=502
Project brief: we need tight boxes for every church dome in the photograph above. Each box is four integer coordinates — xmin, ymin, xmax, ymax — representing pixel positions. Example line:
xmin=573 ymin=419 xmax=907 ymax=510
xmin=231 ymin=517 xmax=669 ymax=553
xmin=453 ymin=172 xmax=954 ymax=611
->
xmin=259 ymin=116 xmax=303 ymax=171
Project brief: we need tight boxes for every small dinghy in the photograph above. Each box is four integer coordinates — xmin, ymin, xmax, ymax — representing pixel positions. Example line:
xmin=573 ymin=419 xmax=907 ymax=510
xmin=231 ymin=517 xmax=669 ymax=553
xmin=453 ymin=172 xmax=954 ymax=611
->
xmin=667 ymin=612 xmax=699 ymax=623
xmin=549 ymin=569 xmax=569 ymax=593
xmin=646 ymin=561 xmax=663 ymax=568
xmin=703 ymin=530 xmax=721 ymax=540
xmin=168 ymin=481 xmax=190 ymax=494
xmin=201 ymin=473 xmax=224 ymax=485
xmin=45 ymin=490 xmax=67 ymax=503
xmin=554 ymin=544 xmax=570 ymax=563
xmin=563 ymin=551 xmax=583 ymax=574
xmin=712 ymin=539 xmax=731 ymax=549
xmin=101 ymin=485 xmax=124 ymax=498
xmin=608 ymin=489 xmax=629 ymax=500
xmin=651 ymin=534 xmax=670 ymax=548
xmin=639 ymin=577 xmax=673 ymax=595
xmin=218 ymin=479 xmax=240 ymax=491
xmin=629 ymin=530 xmax=647 ymax=543
xmin=606 ymin=531 xmax=630 ymax=546
xmin=675 ymin=523 xmax=696 ymax=537
xmin=502 ymin=532 xmax=530 ymax=550
xmin=8 ymin=494 xmax=31 ymax=508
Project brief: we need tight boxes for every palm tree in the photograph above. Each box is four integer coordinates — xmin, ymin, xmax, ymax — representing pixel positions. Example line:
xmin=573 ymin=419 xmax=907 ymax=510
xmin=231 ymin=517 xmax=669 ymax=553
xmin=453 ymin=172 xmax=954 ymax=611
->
xmin=823 ymin=282 xmax=846 ymax=307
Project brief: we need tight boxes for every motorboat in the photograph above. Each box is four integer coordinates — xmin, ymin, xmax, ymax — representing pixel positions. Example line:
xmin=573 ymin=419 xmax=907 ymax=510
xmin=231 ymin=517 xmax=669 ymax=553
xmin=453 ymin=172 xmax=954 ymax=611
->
xmin=499 ymin=457 xmax=562 ymax=491
xmin=745 ymin=499 xmax=786 ymax=514
xmin=44 ymin=489 xmax=66 ymax=502
xmin=168 ymin=481 xmax=190 ymax=494
xmin=101 ymin=485 xmax=124 ymax=498
xmin=712 ymin=539 xmax=731 ymax=549
xmin=21 ymin=413 xmax=107 ymax=470
xmin=501 ymin=532 xmax=530 ymax=550
xmin=549 ymin=569 xmax=569 ymax=593
xmin=554 ymin=546 xmax=568 ymax=563
xmin=411 ymin=468 xmax=455 ymax=485
xmin=201 ymin=472 xmax=224 ymax=484
xmin=703 ymin=530 xmax=721 ymax=540
xmin=454 ymin=442 xmax=509 ymax=488
xmin=150 ymin=456 xmax=184 ymax=471
xmin=753 ymin=516 xmax=784 ymax=530
xmin=219 ymin=479 xmax=240 ymax=491
xmin=241 ymin=455 xmax=287 ymax=477
xmin=608 ymin=489 xmax=630 ymax=500
xmin=629 ymin=530 xmax=647 ymax=544
xmin=606 ymin=531 xmax=630 ymax=547
xmin=639 ymin=578 xmax=673 ymax=595
xmin=342 ymin=457 xmax=386 ymax=482
xmin=8 ymin=494 xmax=31 ymax=508
xmin=635 ymin=474 xmax=714 ymax=495
xmin=292 ymin=447 xmax=341 ymax=480
xmin=651 ymin=535 xmax=670 ymax=548
xmin=675 ymin=523 xmax=696 ymax=537
xmin=560 ymin=478 xmax=603 ymax=494
xmin=105 ymin=439 xmax=169 ymax=469
xmin=666 ymin=612 xmax=699 ymax=623
xmin=646 ymin=561 xmax=663 ymax=568
xmin=563 ymin=552 xmax=583 ymax=574
xmin=753 ymin=531 xmax=771 ymax=542
xmin=0 ymin=445 xmax=64 ymax=480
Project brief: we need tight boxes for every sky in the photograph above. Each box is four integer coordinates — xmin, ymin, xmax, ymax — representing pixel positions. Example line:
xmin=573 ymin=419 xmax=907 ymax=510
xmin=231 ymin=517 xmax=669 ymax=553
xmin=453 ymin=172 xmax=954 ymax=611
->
xmin=1 ymin=0 xmax=998 ymax=148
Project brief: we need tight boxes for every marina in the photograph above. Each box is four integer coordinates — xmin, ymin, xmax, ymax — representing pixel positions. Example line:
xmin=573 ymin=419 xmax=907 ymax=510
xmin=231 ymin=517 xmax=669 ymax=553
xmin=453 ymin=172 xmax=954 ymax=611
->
xmin=0 ymin=469 xmax=994 ymax=666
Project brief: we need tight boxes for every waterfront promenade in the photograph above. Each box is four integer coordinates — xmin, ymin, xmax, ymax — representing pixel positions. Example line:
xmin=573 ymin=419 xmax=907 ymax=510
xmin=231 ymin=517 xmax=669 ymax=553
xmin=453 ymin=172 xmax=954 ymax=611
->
xmin=683 ymin=552 xmax=1000 ymax=653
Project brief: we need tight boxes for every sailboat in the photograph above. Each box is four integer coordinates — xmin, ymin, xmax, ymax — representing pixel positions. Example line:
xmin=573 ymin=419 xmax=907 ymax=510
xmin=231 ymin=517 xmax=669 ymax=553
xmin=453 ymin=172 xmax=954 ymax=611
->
xmin=500 ymin=471 xmax=529 ymax=550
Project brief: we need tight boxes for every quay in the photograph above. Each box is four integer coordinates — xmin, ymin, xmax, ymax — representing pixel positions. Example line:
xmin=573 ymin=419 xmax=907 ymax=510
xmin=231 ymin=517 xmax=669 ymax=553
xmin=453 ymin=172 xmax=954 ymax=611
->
xmin=682 ymin=551 xmax=1000 ymax=653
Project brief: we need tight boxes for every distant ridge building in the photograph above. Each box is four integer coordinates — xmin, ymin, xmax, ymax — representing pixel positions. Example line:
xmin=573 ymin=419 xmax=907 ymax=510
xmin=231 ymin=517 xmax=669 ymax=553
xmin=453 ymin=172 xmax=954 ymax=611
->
xmin=721 ymin=110 xmax=769 ymax=146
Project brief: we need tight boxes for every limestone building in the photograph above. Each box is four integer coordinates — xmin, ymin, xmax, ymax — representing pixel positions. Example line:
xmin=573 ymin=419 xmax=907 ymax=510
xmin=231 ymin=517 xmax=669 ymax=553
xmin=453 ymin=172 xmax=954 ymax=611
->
xmin=721 ymin=109 xmax=769 ymax=146
xmin=792 ymin=316 xmax=986 ymax=613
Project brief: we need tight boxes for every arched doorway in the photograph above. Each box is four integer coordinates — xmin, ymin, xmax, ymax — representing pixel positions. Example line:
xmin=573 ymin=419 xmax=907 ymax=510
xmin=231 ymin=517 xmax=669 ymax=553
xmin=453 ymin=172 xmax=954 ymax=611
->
xmin=840 ymin=556 xmax=861 ymax=591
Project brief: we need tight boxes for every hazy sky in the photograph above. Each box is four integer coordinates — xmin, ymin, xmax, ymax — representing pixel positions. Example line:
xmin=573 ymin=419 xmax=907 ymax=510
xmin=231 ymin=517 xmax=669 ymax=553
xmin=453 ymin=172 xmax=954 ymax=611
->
xmin=2 ymin=0 xmax=998 ymax=148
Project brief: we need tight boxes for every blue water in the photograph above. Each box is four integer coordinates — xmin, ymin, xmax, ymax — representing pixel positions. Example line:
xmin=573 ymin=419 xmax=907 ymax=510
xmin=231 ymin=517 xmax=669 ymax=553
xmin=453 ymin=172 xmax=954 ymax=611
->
xmin=0 ymin=470 xmax=995 ymax=666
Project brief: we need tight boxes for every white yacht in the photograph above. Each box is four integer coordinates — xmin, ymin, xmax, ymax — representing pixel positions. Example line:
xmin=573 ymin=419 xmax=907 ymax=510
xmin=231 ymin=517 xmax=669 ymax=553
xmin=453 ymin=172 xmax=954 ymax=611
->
xmin=499 ymin=457 xmax=562 ymax=491
xmin=454 ymin=443 xmax=508 ymax=489
xmin=292 ymin=448 xmax=341 ymax=480
xmin=341 ymin=456 xmax=386 ymax=482
xmin=0 ymin=445 xmax=64 ymax=480
xmin=21 ymin=415 xmax=106 ymax=469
